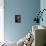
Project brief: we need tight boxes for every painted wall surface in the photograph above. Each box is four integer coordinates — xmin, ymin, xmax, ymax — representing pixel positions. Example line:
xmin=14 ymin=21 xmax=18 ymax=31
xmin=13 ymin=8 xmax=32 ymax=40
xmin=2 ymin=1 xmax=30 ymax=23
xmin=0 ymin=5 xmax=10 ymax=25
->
xmin=4 ymin=0 xmax=40 ymax=42
xmin=40 ymin=0 xmax=46 ymax=26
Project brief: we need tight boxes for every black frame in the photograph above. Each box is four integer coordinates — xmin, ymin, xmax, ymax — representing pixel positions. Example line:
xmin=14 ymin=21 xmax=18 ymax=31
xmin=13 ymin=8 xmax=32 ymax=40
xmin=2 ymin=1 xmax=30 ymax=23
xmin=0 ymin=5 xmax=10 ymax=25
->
xmin=15 ymin=15 xmax=21 ymax=23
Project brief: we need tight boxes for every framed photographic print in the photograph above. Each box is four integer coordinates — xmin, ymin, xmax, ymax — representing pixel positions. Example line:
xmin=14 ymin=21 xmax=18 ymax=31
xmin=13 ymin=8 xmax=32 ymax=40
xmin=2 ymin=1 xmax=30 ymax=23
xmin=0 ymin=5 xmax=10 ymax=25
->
xmin=15 ymin=15 xmax=21 ymax=23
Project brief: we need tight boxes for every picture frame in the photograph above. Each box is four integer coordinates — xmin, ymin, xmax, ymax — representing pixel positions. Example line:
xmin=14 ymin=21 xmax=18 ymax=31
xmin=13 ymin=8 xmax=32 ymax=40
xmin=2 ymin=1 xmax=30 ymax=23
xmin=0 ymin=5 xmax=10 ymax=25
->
xmin=15 ymin=15 xmax=21 ymax=23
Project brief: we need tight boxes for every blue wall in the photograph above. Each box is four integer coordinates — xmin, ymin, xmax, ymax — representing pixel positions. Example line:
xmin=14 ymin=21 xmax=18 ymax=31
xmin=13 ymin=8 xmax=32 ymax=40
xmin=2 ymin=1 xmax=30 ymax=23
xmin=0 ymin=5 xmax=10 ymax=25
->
xmin=40 ymin=0 xmax=46 ymax=27
xmin=4 ymin=0 xmax=40 ymax=42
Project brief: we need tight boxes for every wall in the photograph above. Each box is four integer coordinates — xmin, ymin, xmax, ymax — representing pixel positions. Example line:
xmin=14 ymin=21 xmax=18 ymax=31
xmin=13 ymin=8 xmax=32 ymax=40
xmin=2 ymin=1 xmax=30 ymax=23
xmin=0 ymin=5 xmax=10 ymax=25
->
xmin=40 ymin=0 xmax=46 ymax=26
xmin=4 ymin=0 xmax=40 ymax=42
